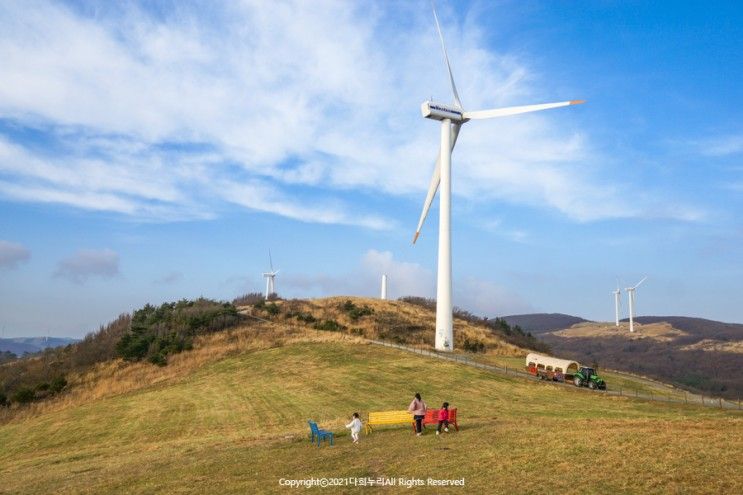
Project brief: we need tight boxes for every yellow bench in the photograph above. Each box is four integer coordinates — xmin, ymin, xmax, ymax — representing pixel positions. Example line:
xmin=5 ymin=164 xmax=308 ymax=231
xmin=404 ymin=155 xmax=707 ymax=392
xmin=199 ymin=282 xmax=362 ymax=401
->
xmin=365 ymin=410 xmax=413 ymax=434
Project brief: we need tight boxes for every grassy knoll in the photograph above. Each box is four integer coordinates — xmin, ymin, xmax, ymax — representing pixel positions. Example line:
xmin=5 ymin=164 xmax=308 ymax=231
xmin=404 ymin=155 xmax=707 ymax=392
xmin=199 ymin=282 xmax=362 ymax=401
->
xmin=1 ymin=336 xmax=741 ymax=494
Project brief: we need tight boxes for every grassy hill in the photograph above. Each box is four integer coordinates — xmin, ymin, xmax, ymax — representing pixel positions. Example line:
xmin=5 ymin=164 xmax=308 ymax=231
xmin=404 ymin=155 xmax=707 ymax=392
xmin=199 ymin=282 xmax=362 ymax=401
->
xmin=1 ymin=310 xmax=741 ymax=494
xmin=541 ymin=320 xmax=743 ymax=400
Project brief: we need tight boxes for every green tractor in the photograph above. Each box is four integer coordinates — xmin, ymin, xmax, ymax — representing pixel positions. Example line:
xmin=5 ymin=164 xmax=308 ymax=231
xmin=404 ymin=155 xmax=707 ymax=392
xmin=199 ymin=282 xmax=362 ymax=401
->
xmin=573 ymin=366 xmax=606 ymax=390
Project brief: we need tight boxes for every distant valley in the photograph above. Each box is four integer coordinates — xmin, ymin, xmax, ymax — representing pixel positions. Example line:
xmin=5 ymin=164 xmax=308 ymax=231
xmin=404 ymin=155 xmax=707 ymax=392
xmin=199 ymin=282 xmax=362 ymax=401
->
xmin=0 ymin=337 xmax=78 ymax=357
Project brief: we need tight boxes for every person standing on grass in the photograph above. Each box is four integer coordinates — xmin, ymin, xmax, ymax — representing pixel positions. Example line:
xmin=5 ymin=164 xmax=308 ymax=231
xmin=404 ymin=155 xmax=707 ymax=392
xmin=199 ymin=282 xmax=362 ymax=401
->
xmin=408 ymin=393 xmax=427 ymax=436
xmin=436 ymin=402 xmax=450 ymax=435
xmin=346 ymin=412 xmax=362 ymax=444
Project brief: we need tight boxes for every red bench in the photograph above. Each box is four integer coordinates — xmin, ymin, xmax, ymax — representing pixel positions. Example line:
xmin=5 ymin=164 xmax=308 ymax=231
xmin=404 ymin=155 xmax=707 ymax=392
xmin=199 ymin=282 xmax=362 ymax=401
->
xmin=410 ymin=408 xmax=459 ymax=432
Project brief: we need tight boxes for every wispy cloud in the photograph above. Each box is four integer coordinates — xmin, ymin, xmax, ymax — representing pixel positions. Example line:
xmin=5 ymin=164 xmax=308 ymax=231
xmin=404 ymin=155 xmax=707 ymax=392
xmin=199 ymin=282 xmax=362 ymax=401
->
xmin=54 ymin=249 xmax=120 ymax=284
xmin=154 ymin=271 xmax=183 ymax=285
xmin=455 ymin=276 xmax=533 ymax=317
xmin=695 ymin=134 xmax=743 ymax=157
xmin=0 ymin=240 xmax=30 ymax=269
xmin=0 ymin=1 xmax=701 ymax=226
xmin=282 ymin=249 xmax=434 ymax=299
xmin=281 ymin=248 xmax=531 ymax=315
xmin=480 ymin=218 xmax=531 ymax=243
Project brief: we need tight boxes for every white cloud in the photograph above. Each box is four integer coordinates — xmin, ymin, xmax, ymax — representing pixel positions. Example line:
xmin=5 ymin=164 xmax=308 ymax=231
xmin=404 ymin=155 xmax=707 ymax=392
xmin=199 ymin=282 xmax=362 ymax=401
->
xmin=0 ymin=1 xmax=698 ymax=226
xmin=215 ymin=180 xmax=393 ymax=230
xmin=154 ymin=271 xmax=183 ymax=285
xmin=282 ymin=249 xmax=434 ymax=299
xmin=54 ymin=249 xmax=120 ymax=284
xmin=359 ymin=249 xmax=435 ymax=299
xmin=0 ymin=240 xmax=31 ymax=269
xmin=696 ymin=134 xmax=743 ymax=157
xmin=281 ymin=248 xmax=531 ymax=316
xmin=455 ymin=276 xmax=533 ymax=317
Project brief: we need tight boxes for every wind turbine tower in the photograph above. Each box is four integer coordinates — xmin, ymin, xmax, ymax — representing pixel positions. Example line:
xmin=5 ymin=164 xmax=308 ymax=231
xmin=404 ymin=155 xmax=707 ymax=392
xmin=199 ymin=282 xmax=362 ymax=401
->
xmin=412 ymin=4 xmax=584 ymax=351
xmin=263 ymin=250 xmax=279 ymax=300
xmin=381 ymin=274 xmax=388 ymax=300
xmin=613 ymin=286 xmax=621 ymax=327
xmin=625 ymin=276 xmax=647 ymax=333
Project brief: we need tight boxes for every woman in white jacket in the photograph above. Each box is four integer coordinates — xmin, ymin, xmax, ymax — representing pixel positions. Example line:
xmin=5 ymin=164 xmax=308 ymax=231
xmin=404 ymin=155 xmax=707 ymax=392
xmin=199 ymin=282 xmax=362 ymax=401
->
xmin=346 ymin=412 xmax=362 ymax=443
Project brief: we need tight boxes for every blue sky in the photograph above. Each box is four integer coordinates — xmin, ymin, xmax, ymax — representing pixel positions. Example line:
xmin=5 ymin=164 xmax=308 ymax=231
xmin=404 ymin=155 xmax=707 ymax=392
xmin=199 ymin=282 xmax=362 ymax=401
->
xmin=1 ymin=0 xmax=741 ymax=338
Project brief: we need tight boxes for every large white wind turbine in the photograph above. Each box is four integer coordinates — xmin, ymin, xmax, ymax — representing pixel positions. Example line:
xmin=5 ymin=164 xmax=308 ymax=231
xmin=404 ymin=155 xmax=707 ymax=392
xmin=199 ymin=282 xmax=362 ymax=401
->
xmin=625 ymin=276 xmax=647 ymax=333
xmin=413 ymin=4 xmax=584 ymax=351
xmin=263 ymin=250 xmax=279 ymax=300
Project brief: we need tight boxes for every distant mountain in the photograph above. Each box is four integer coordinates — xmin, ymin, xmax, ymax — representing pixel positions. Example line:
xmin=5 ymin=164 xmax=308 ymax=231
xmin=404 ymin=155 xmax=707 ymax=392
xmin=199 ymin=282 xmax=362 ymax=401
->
xmin=537 ymin=317 xmax=743 ymax=400
xmin=0 ymin=337 xmax=78 ymax=356
xmin=501 ymin=313 xmax=590 ymax=335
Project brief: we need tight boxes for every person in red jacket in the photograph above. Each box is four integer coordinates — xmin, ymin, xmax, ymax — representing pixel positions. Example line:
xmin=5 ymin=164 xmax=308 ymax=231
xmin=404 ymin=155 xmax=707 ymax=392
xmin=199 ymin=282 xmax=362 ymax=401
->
xmin=436 ymin=402 xmax=450 ymax=435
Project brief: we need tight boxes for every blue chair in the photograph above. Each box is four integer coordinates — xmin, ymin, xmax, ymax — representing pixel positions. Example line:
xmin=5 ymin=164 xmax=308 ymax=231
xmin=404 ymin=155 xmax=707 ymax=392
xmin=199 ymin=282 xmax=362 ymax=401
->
xmin=308 ymin=420 xmax=334 ymax=447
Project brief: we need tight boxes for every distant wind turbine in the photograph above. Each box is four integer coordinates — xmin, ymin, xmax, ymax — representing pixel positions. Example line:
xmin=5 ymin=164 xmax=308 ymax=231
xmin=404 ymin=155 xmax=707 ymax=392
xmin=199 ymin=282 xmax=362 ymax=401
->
xmin=263 ymin=250 xmax=279 ymax=300
xmin=613 ymin=280 xmax=622 ymax=327
xmin=625 ymin=276 xmax=647 ymax=333
xmin=412 ymin=3 xmax=585 ymax=351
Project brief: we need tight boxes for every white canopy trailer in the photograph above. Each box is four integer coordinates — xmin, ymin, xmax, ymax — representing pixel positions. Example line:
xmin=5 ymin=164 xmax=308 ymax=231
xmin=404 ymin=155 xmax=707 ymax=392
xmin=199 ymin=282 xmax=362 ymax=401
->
xmin=525 ymin=353 xmax=580 ymax=377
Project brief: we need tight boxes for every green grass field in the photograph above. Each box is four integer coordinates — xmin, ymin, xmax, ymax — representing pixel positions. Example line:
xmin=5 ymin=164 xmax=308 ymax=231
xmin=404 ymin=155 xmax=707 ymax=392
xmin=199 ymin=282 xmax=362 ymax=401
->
xmin=1 ymin=338 xmax=741 ymax=494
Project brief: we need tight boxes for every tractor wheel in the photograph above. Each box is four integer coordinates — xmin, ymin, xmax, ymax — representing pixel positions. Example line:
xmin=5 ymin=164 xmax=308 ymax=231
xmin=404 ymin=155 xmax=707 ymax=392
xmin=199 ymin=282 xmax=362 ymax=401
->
xmin=589 ymin=381 xmax=597 ymax=390
xmin=574 ymin=377 xmax=582 ymax=387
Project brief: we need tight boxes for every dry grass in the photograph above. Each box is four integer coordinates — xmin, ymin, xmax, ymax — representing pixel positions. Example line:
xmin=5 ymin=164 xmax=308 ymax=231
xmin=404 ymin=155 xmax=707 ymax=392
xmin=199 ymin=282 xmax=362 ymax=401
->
xmin=551 ymin=321 xmax=687 ymax=342
xmin=2 ymin=295 xmax=523 ymax=424
xmin=3 ymin=297 xmax=740 ymax=493
xmin=680 ymin=338 xmax=743 ymax=354
xmin=0 ymin=339 xmax=740 ymax=494
xmin=246 ymin=296 xmax=525 ymax=356
xmin=0 ymin=320 xmax=362 ymax=423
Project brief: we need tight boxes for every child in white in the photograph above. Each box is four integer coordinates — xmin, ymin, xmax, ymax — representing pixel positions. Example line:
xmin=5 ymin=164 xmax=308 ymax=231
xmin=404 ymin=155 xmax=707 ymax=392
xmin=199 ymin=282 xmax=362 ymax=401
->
xmin=346 ymin=412 xmax=362 ymax=443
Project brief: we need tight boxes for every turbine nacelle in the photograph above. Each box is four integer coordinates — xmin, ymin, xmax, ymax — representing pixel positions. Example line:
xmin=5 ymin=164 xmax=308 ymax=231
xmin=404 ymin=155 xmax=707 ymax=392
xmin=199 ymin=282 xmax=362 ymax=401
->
xmin=421 ymin=101 xmax=467 ymax=123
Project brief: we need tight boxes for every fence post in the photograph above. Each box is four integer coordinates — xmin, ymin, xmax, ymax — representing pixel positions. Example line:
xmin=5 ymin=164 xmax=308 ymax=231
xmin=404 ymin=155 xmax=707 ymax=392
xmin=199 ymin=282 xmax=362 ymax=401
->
xmin=504 ymin=366 xmax=508 ymax=375
xmin=619 ymin=388 xmax=622 ymax=397
xmin=635 ymin=389 xmax=638 ymax=398
xmin=719 ymin=398 xmax=723 ymax=409
xmin=684 ymin=392 xmax=688 ymax=405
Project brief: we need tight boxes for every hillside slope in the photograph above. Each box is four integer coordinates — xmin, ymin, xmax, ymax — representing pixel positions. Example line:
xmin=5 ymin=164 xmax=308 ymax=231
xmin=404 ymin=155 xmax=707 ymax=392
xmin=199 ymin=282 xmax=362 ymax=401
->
xmin=630 ymin=316 xmax=743 ymax=340
xmin=541 ymin=321 xmax=743 ymax=399
xmin=241 ymin=297 xmax=539 ymax=355
xmin=0 ymin=322 xmax=741 ymax=494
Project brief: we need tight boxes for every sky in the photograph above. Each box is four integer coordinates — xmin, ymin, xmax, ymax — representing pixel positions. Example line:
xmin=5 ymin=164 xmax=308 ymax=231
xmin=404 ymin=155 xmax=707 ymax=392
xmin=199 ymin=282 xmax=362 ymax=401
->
xmin=1 ymin=0 xmax=741 ymax=338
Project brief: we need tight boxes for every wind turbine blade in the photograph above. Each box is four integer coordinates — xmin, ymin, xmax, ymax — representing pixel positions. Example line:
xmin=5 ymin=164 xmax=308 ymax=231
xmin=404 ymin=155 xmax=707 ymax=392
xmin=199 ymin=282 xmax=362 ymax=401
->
xmin=463 ymin=100 xmax=585 ymax=120
xmin=412 ymin=123 xmax=461 ymax=244
xmin=269 ymin=249 xmax=274 ymax=272
xmin=634 ymin=276 xmax=647 ymax=289
xmin=432 ymin=2 xmax=462 ymax=109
